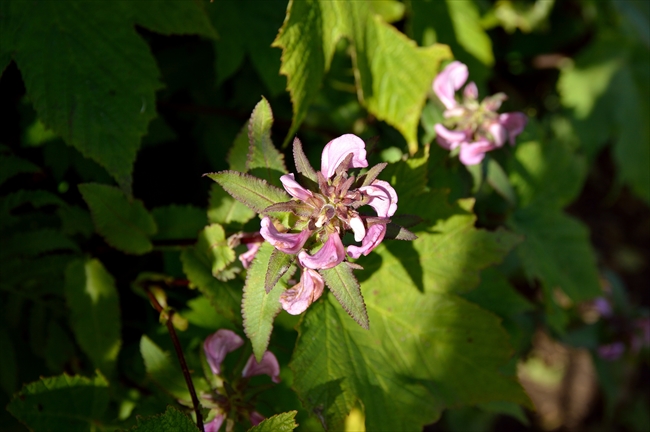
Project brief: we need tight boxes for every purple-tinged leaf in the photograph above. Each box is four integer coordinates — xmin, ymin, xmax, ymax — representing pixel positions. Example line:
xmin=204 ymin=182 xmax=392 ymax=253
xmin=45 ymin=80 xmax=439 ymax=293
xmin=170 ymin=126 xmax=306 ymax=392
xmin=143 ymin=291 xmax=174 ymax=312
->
xmin=319 ymin=265 xmax=369 ymax=330
xmin=292 ymin=136 xmax=318 ymax=182
xmin=265 ymin=248 xmax=295 ymax=294
xmin=205 ymin=171 xmax=290 ymax=214
xmin=359 ymin=162 xmax=388 ymax=187
xmin=263 ymin=201 xmax=314 ymax=218
xmin=384 ymin=223 xmax=417 ymax=241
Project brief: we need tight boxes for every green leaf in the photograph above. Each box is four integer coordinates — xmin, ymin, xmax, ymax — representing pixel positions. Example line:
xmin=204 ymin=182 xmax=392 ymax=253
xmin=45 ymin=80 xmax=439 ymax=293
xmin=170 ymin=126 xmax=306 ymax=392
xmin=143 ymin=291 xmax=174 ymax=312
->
xmin=247 ymin=97 xmax=287 ymax=187
xmin=292 ymin=136 xmax=318 ymax=182
xmin=79 ymin=183 xmax=157 ymax=254
xmin=461 ymin=268 xmax=534 ymax=318
xmin=127 ymin=406 xmax=199 ymax=432
xmin=0 ymin=189 xmax=65 ymax=214
xmin=227 ymin=121 xmax=251 ymax=172
xmin=205 ymin=171 xmax=291 ymax=214
xmin=508 ymin=208 xmax=600 ymax=303
xmin=0 ymin=229 xmax=79 ymax=260
xmin=243 ymin=242 xmax=292 ymax=361
xmin=64 ymin=258 xmax=121 ymax=376
xmin=208 ymin=183 xmax=256 ymax=226
xmin=273 ymin=1 xmax=451 ymax=151
xmin=195 ymin=224 xmax=236 ymax=276
xmin=57 ymin=205 xmax=95 ymax=238
xmin=0 ymin=154 xmax=41 ymax=186
xmin=486 ymin=157 xmax=517 ymax=206
xmin=151 ymin=205 xmax=207 ymax=241
xmin=140 ymin=335 xmax=191 ymax=401
xmin=6 ymin=373 xmax=109 ymax=432
xmin=248 ymin=411 xmax=298 ymax=432
xmin=0 ymin=326 xmax=17 ymax=396
xmin=130 ymin=0 xmax=216 ymax=38
xmin=320 ymin=264 xmax=369 ymax=330
xmin=181 ymin=247 xmax=242 ymax=324
xmin=266 ymin=248 xmax=295 ymax=294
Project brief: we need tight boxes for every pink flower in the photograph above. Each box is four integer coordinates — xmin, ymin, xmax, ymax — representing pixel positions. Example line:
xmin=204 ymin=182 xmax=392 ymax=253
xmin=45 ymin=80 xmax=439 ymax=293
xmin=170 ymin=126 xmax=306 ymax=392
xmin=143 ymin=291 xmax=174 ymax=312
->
xmin=347 ymin=223 xmax=387 ymax=259
xmin=434 ymin=124 xmax=467 ymax=150
xmin=249 ymin=411 xmax=265 ymax=426
xmin=260 ymin=217 xmax=310 ymax=254
xmin=298 ymin=231 xmax=346 ymax=270
xmin=499 ymin=112 xmax=528 ymax=145
xmin=320 ymin=134 xmax=368 ymax=179
xmin=280 ymin=268 xmax=325 ymax=314
xmin=359 ymin=179 xmax=398 ymax=218
xmin=433 ymin=61 xmax=468 ymax=110
xmin=459 ymin=140 xmax=498 ymax=166
xmin=280 ymin=173 xmax=313 ymax=200
xmin=204 ymin=329 xmax=244 ymax=375
xmin=239 ymin=241 xmax=262 ymax=269
xmin=242 ymin=351 xmax=281 ymax=383
xmin=205 ymin=413 xmax=225 ymax=432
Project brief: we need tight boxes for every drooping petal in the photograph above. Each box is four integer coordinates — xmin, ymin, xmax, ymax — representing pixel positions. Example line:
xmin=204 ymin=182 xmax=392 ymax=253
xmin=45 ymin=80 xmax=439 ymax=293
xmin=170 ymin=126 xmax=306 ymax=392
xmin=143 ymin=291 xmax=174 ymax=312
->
xmin=249 ymin=411 xmax=265 ymax=426
xmin=205 ymin=412 xmax=225 ymax=432
xmin=349 ymin=215 xmax=366 ymax=242
xmin=279 ymin=268 xmax=325 ymax=315
xmin=499 ymin=112 xmax=527 ymax=145
xmin=321 ymin=134 xmax=368 ymax=179
xmin=359 ymin=179 xmax=398 ymax=217
xmin=298 ymin=231 xmax=346 ymax=269
xmin=260 ymin=217 xmax=310 ymax=254
xmin=280 ymin=173 xmax=313 ymax=200
xmin=433 ymin=61 xmax=468 ymax=109
xmin=435 ymin=124 xmax=467 ymax=150
xmin=239 ymin=241 xmax=262 ymax=269
xmin=487 ymin=121 xmax=507 ymax=147
xmin=203 ymin=329 xmax=244 ymax=375
xmin=347 ymin=223 xmax=386 ymax=259
xmin=463 ymin=81 xmax=479 ymax=100
xmin=458 ymin=140 xmax=497 ymax=166
xmin=242 ymin=351 xmax=281 ymax=383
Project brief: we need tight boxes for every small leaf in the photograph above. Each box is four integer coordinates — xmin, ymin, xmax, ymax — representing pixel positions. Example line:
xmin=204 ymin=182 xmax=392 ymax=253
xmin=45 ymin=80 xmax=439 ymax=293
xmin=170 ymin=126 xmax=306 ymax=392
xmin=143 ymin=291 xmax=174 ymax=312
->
xmin=320 ymin=265 xmax=369 ymax=330
xmin=486 ymin=157 xmax=516 ymax=206
xmin=58 ymin=205 xmax=94 ymax=238
xmin=65 ymin=258 xmax=121 ymax=376
xmin=195 ymin=224 xmax=236 ymax=276
xmin=359 ymin=162 xmax=388 ymax=187
xmin=265 ymin=248 xmax=295 ymax=294
xmin=127 ymin=406 xmax=199 ymax=432
xmin=0 ymin=154 xmax=41 ymax=186
xmin=292 ymin=136 xmax=317 ymax=182
xmin=205 ymin=171 xmax=291 ymax=213
xmin=208 ymin=183 xmax=256 ymax=226
xmin=243 ymin=242 xmax=294 ymax=361
xmin=0 ymin=229 xmax=79 ymax=260
xmin=151 ymin=205 xmax=207 ymax=241
xmin=384 ymin=223 xmax=417 ymax=241
xmin=78 ymin=183 xmax=157 ymax=254
xmin=228 ymin=121 xmax=251 ymax=172
xmin=248 ymin=411 xmax=298 ymax=432
xmin=247 ymin=97 xmax=287 ymax=187
xmin=140 ymin=335 xmax=192 ymax=401
xmin=262 ymin=201 xmax=314 ymax=218
xmin=6 ymin=373 xmax=109 ymax=432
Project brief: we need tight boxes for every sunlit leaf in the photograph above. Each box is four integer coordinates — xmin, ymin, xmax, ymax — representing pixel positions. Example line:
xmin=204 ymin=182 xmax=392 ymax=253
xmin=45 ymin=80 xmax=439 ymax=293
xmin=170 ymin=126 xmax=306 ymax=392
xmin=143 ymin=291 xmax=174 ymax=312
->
xmin=320 ymin=264 xmax=369 ymax=330
xmin=206 ymin=171 xmax=291 ymax=213
xmin=247 ymin=97 xmax=287 ymax=187
xmin=126 ymin=406 xmax=199 ymax=432
xmin=140 ymin=335 xmax=191 ymax=401
xmin=207 ymin=184 xmax=256 ymax=226
xmin=248 ymin=411 xmax=298 ymax=432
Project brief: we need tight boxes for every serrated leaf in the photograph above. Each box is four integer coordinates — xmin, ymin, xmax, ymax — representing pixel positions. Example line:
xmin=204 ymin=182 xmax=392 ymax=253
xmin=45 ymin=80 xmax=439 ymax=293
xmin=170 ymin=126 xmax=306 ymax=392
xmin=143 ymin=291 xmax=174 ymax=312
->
xmin=208 ymin=183 xmax=256 ymax=226
xmin=248 ymin=411 xmax=298 ymax=432
xmin=265 ymin=248 xmax=295 ymax=294
xmin=247 ymin=97 xmax=287 ymax=187
xmin=206 ymin=171 xmax=291 ymax=213
xmin=79 ymin=183 xmax=157 ymax=255
xmin=195 ymin=224 xmax=236 ymax=275
xmin=0 ymin=229 xmax=79 ymax=260
xmin=57 ymin=205 xmax=94 ymax=238
xmin=359 ymin=162 xmax=388 ymax=187
xmin=140 ymin=335 xmax=191 ymax=400
xmin=151 ymin=205 xmax=207 ymax=241
xmin=181 ymin=247 xmax=242 ymax=324
xmin=6 ymin=373 xmax=109 ymax=432
xmin=320 ymin=265 xmax=369 ymax=330
xmin=0 ymin=154 xmax=41 ymax=186
xmin=243 ymin=242 xmax=294 ymax=361
xmin=64 ymin=258 xmax=121 ymax=376
xmin=227 ymin=121 xmax=251 ymax=172
xmin=127 ymin=406 xmax=199 ymax=432
xmin=0 ymin=189 xmax=65 ymax=214
xmin=130 ymin=0 xmax=216 ymax=38
xmin=292 ymin=136 xmax=317 ymax=182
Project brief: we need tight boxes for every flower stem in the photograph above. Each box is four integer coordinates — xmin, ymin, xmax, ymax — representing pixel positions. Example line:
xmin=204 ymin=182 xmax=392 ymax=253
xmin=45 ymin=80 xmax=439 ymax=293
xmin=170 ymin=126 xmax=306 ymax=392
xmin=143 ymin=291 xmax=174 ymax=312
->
xmin=145 ymin=287 xmax=204 ymax=432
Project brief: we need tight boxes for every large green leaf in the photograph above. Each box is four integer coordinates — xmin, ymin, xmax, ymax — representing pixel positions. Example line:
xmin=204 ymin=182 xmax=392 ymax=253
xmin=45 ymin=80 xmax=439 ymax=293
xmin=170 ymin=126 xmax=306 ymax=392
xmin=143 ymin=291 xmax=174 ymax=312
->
xmin=206 ymin=171 xmax=291 ymax=214
xmin=79 ymin=183 xmax=157 ymax=255
xmin=6 ymin=373 xmax=109 ymax=432
xmin=151 ymin=205 xmax=207 ymax=241
xmin=273 ymin=0 xmax=450 ymax=152
xmin=248 ymin=411 xmax=298 ymax=432
xmin=207 ymin=184 xmax=256 ymax=226
xmin=3 ymin=0 xmax=216 ymax=192
xmin=247 ymin=97 xmax=287 ymax=187
xmin=0 ymin=229 xmax=79 ymax=260
xmin=127 ymin=406 xmax=199 ymax=432
xmin=64 ymin=258 xmax=121 ymax=376
xmin=140 ymin=335 xmax=192 ymax=401
xmin=0 ymin=153 xmax=40 ymax=186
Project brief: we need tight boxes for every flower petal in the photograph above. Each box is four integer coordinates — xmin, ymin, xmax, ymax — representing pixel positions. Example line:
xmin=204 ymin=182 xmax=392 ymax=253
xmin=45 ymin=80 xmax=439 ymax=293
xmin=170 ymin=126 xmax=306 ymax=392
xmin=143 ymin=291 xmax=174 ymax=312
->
xmin=433 ymin=61 xmax=468 ymax=110
xmin=458 ymin=140 xmax=496 ymax=166
xmin=359 ymin=179 xmax=398 ymax=217
xmin=203 ymin=329 xmax=244 ymax=375
xmin=205 ymin=412 xmax=225 ymax=432
xmin=242 ymin=351 xmax=281 ymax=383
xmin=321 ymin=134 xmax=368 ymax=179
xmin=349 ymin=215 xmax=366 ymax=242
xmin=249 ymin=411 xmax=265 ymax=426
xmin=280 ymin=173 xmax=313 ymax=200
xmin=499 ymin=112 xmax=527 ymax=145
xmin=279 ymin=268 xmax=325 ymax=315
xmin=239 ymin=241 xmax=262 ymax=269
xmin=298 ymin=231 xmax=346 ymax=269
xmin=347 ymin=223 xmax=386 ymax=259
xmin=463 ymin=81 xmax=479 ymax=100
xmin=435 ymin=124 xmax=467 ymax=150
xmin=260 ymin=217 xmax=310 ymax=254
xmin=487 ymin=121 xmax=507 ymax=147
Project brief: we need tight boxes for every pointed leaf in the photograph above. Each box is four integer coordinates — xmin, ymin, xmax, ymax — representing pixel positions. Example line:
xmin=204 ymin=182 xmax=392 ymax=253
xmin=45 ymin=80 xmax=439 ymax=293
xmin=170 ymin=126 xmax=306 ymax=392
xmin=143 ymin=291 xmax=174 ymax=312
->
xmin=292 ymin=136 xmax=318 ymax=182
xmin=127 ymin=406 xmax=199 ymax=432
xmin=208 ymin=183 xmax=256 ymax=226
xmin=206 ymin=171 xmax=291 ymax=213
xmin=140 ymin=336 xmax=191 ymax=400
xmin=65 ymin=258 xmax=121 ymax=376
xmin=384 ymin=223 xmax=417 ymax=241
xmin=243 ymin=242 xmax=295 ymax=361
xmin=486 ymin=157 xmax=517 ymax=206
xmin=262 ymin=201 xmax=314 ymax=218
xmin=266 ymin=248 xmax=295 ymax=294
xmin=228 ymin=121 xmax=252 ymax=172
xmin=247 ymin=97 xmax=287 ymax=187
xmin=248 ymin=411 xmax=298 ymax=432
xmin=319 ymin=265 xmax=369 ymax=330
xmin=78 ymin=183 xmax=157 ymax=254
xmin=6 ymin=373 xmax=109 ymax=432
xmin=359 ymin=162 xmax=388 ymax=187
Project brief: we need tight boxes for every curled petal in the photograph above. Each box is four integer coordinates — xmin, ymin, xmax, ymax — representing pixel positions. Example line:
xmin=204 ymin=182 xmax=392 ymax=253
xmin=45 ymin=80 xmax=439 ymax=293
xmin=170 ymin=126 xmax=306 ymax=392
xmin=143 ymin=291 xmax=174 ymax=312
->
xmin=249 ymin=412 xmax=265 ymax=426
xmin=487 ymin=121 xmax=507 ymax=147
xmin=458 ymin=140 xmax=497 ymax=166
xmin=321 ymin=134 xmax=368 ymax=178
xmin=433 ymin=61 xmax=468 ymax=110
xmin=280 ymin=173 xmax=313 ymax=200
xmin=359 ymin=179 xmax=398 ymax=217
xmin=499 ymin=112 xmax=527 ymax=145
xmin=280 ymin=268 xmax=325 ymax=315
xmin=242 ymin=351 xmax=281 ymax=383
xmin=239 ymin=241 xmax=262 ymax=269
xmin=435 ymin=124 xmax=467 ymax=150
xmin=260 ymin=217 xmax=310 ymax=254
xmin=205 ymin=412 xmax=225 ymax=432
xmin=349 ymin=215 xmax=366 ymax=242
xmin=204 ymin=329 xmax=244 ymax=375
xmin=298 ymin=231 xmax=346 ymax=270
xmin=347 ymin=224 xmax=386 ymax=259
xmin=463 ymin=81 xmax=479 ymax=100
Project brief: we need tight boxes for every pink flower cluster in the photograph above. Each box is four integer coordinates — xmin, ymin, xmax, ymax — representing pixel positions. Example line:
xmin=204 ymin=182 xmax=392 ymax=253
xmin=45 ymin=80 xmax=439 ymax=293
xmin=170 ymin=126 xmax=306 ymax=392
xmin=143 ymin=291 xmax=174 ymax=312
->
xmin=203 ymin=329 xmax=280 ymax=431
xmin=260 ymin=134 xmax=398 ymax=315
xmin=433 ymin=61 xmax=527 ymax=165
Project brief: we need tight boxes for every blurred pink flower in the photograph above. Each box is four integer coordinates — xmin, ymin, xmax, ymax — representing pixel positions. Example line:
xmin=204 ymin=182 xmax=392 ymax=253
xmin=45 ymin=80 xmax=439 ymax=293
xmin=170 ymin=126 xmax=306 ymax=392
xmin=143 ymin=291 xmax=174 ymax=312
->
xmin=242 ymin=351 xmax=281 ymax=383
xmin=204 ymin=329 xmax=244 ymax=375
xmin=280 ymin=268 xmax=325 ymax=315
